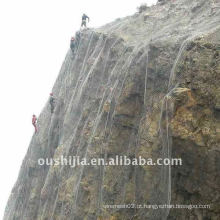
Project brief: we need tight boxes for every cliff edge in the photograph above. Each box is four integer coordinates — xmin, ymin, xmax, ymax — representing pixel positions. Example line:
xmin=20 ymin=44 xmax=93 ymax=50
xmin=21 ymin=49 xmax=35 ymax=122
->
xmin=4 ymin=0 xmax=220 ymax=219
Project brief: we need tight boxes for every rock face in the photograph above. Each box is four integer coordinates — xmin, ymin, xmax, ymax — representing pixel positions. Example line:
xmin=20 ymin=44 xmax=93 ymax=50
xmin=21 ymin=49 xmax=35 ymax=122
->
xmin=4 ymin=0 xmax=220 ymax=219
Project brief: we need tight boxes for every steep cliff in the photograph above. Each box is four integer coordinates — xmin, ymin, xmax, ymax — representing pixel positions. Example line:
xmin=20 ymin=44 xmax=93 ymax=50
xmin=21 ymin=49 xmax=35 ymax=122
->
xmin=4 ymin=0 xmax=220 ymax=219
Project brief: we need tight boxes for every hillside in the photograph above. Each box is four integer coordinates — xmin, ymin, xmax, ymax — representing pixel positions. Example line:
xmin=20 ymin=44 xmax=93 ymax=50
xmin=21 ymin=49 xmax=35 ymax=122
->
xmin=4 ymin=0 xmax=220 ymax=219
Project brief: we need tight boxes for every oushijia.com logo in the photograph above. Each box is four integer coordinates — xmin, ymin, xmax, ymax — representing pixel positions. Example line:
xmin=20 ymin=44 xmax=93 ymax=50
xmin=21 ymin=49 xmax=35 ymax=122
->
xmin=38 ymin=155 xmax=182 ymax=168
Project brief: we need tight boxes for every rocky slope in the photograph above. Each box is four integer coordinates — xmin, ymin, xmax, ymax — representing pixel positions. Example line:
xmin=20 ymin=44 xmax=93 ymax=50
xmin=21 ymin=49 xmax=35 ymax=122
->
xmin=4 ymin=0 xmax=220 ymax=219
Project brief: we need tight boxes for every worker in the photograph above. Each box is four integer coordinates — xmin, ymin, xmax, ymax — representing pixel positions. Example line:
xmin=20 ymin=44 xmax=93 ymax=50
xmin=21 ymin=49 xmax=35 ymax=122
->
xmin=81 ymin=14 xmax=90 ymax=28
xmin=70 ymin=37 xmax=75 ymax=52
xmin=32 ymin=115 xmax=38 ymax=133
xmin=49 ymin=93 xmax=55 ymax=113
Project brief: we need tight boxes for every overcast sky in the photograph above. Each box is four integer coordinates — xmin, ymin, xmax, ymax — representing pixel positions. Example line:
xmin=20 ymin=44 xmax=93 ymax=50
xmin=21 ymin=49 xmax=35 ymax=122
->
xmin=0 ymin=0 xmax=157 ymax=218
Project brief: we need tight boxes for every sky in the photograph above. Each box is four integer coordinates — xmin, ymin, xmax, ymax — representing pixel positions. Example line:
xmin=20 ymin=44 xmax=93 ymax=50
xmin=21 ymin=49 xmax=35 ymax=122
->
xmin=0 ymin=0 xmax=157 ymax=218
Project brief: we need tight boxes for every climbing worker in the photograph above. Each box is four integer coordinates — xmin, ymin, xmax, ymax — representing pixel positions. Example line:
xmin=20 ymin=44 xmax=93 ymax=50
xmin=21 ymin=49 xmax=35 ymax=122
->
xmin=81 ymin=13 xmax=90 ymax=28
xmin=32 ymin=115 xmax=38 ymax=133
xmin=70 ymin=37 xmax=75 ymax=52
xmin=49 ymin=93 xmax=55 ymax=113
